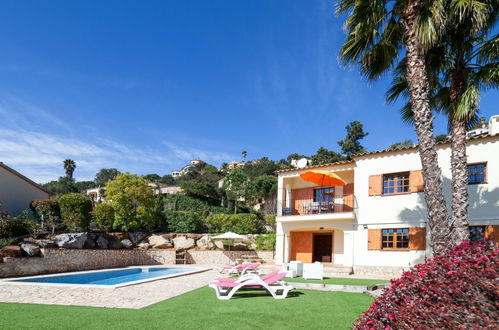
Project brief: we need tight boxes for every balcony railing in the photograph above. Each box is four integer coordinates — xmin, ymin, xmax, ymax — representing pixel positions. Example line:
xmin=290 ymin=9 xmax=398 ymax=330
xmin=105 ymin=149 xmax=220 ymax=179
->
xmin=278 ymin=195 xmax=356 ymax=216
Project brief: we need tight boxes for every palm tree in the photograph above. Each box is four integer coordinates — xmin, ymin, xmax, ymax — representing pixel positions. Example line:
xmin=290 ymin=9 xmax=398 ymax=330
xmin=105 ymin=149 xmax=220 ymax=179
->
xmin=337 ymin=0 xmax=451 ymax=252
xmin=387 ymin=0 xmax=498 ymax=245
xmin=63 ymin=159 xmax=76 ymax=180
xmin=241 ymin=151 xmax=248 ymax=162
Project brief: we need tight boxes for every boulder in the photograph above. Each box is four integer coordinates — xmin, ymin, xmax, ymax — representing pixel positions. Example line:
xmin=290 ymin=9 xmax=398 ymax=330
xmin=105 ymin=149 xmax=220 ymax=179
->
xmin=83 ymin=237 xmax=96 ymax=249
xmin=108 ymin=239 xmax=121 ymax=249
xmin=95 ymin=235 xmax=109 ymax=249
xmin=1 ymin=245 xmax=22 ymax=258
xmin=137 ymin=241 xmax=150 ymax=250
xmin=196 ymin=235 xmax=213 ymax=250
xmin=56 ymin=233 xmax=88 ymax=249
xmin=121 ymin=239 xmax=133 ymax=249
xmin=129 ymin=232 xmax=147 ymax=245
xmin=35 ymin=239 xmax=57 ymax=248
xmin=173 ymin=236 xmax=195 ymax=250
xmin=20 ymin=242 xmax=41 ymax=257
xmin=232 ymin=242 xmax=249 ymax=251
xmin=148 ymin=235 xmax=173 ymax=249
xmin=214 ymin=240 xmax=225 ymax=250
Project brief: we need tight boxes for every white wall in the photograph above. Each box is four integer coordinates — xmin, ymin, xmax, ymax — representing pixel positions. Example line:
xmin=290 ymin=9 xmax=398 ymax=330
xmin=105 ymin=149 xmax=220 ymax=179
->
xmin=0 ymin=166 xmax=49 ymax=215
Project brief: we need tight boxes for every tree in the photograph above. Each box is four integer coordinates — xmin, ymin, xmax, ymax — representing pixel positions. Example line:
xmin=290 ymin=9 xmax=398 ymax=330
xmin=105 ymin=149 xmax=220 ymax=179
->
xmin=435 ymin=134 xmax=449 ymax=143
xmin=142 ymin=174 xmax=161 ymax=182
xmin=223 ymin=168 xmax=249 ymax=214
xmin=59 ymin=193 xmax=93 ymax=232
xmin=63 ymin=159 xmax=76 ymax=180
xmin=337 ymin=121 xmax=368 ymax=155
xmin=94 ymin=168 xmax=120 ymax=186
xmin=388 ymin=139 xmax=414 ymax=150
xmin=386 ymin=0 xmax=498 ymax=245
xmin=338 ymin=0 xmax=451 ymax=252
xmin=74 ymin=181 xmax=97 ymax=193
xmin=105 ymin=173 xmax=155 ymax=231
xmin=286 ymin=153 xmax=308 ymax=163
xmin=242 ymin=157 xmax=281 ymax=179
xmin=310 ymin=147 xmax=346 ymax=166
xmin=43 ymin=177 xmax=77 ymax=197
xmin=241 ymin=150 xmax=248 ymax=162
xmin=181 ymin=181 xmax=220 ymax=202
xmin=159 ymin=175 xmax=175 ymax=185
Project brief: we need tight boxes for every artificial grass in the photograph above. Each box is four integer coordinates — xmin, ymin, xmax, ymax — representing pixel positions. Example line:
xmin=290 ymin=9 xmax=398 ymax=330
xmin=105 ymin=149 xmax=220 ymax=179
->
xmin=0 ymin=286 xmax=373 ymax=330
xmin=284 ymin=277 xmax=389 ymax=286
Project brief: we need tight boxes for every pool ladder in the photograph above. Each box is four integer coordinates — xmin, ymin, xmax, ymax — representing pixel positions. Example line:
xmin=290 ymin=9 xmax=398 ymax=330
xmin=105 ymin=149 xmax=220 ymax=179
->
xmin=175 ymin=249 xmax=187 ymax=264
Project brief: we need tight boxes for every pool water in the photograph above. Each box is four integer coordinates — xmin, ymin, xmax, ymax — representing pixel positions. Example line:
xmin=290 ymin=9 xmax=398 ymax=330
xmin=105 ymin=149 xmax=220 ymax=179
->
xmin=8 ymin=267 xmax=198 ymax=286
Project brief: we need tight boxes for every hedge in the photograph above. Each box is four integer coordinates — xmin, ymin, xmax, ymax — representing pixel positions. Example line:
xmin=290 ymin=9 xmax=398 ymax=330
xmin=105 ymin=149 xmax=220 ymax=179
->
xmin=59 ymin=193 xmax=93 ymax=231
xmin=205 ymin=213 xmax=259 ymax=234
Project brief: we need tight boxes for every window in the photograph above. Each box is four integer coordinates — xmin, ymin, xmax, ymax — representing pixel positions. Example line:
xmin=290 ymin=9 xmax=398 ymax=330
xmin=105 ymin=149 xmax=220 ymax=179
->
xmin=469 ymin=226 xmax=485 ymax=241
xmin=382 ymin=228 xmax=409 ymax=249
xmin=383 ymin=172 xmax=410 ymax=194
xmin=314 ymin=187 xmax=334 ymax=202
xmin=468 ymin=163 xmax=486 ymax=184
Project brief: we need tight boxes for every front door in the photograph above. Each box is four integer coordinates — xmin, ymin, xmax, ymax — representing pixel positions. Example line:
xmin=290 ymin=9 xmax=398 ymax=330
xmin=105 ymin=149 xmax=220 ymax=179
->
xmin=313 ymin=233 xmax=333 ymax=263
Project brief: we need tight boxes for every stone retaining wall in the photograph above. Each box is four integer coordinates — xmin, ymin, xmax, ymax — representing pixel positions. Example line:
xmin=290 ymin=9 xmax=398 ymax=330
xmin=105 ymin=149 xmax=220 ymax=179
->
xmin=0 ymin=249 xmax=275 ymax=278
xmin=353 ymin=265 xmax=407 ymax=277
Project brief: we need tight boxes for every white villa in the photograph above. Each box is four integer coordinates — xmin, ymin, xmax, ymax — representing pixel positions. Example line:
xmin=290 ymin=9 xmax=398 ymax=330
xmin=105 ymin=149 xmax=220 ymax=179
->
xmin=171 ymin=159 xmax=203 ymax=177
xmin=275 ymin=115 xmax=499 ymax=276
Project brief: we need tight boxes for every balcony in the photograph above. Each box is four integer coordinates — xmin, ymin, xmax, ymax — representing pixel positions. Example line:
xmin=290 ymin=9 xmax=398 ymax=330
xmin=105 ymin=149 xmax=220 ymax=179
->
xmin=278 ymin=194 xmax=356 ymax=217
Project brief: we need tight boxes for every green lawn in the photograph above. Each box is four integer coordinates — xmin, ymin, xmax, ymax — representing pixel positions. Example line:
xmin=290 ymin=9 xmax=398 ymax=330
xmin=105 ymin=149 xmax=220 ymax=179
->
xmin=284 ymin=277 xmax=389 ymax=286
xmin=0 ymin=287 xmax=373 ymax=330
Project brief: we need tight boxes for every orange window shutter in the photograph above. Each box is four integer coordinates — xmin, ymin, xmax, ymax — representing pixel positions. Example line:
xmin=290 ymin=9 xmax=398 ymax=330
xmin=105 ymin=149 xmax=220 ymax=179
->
xmin=367 ymin=229 xmax=381 ymax=250
xmin=368 ymin=175 xmax=382 ymax=196
xmin=409 ymin=170 xmax=424 ymax=192
xmin=485 ymin=226 xmax=499 ymax=242
xmin=409 ymin=227 xmax=426 ymax=250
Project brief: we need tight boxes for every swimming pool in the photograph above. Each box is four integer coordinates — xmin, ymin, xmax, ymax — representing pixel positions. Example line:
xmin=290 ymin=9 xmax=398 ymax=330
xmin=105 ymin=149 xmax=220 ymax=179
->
xmin=1 ymin=266 xmax=206 ymax=288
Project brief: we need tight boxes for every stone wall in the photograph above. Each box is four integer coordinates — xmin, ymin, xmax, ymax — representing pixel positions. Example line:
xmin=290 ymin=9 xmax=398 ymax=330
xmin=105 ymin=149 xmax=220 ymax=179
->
xmin=0 ymin=249 xmax=275 ymax=278
xmin=353 ymin=265 xmax=407 ymax=277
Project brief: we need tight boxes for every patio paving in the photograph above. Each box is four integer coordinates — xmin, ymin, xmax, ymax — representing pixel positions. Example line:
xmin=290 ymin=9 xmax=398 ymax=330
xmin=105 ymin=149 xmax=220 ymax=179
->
xmin=0 ymin=267 xmax=220 ymax=309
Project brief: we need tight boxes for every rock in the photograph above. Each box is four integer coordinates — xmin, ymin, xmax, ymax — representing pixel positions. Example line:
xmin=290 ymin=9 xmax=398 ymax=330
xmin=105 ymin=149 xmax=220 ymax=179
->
xmin=214 ymin=240 xmax=225 ymax=250
xmin=232 ymin=242 xmax=249 ymax=251
xmin=173 ymin=236 xmax=195 ymax=250
xmin=35 ymin=239 xmax=56 ymax=248
xmin=1 ymin=245 xmax=22 ymax=258
xmin=95 ymin=235 xmax=108 ymax=249
xmin=137 ymin=241 xmax=150 ymax=250
xmin=20 ymin=242 xmax=41 ymax=257
xmin=121 ymin=239 xmax=133 ymax=249
xmin=196 ymin=235 xmax=213 ymax=249
xmin=108 ymin=239 xmax=121 ymax=249
xmin=83 ymin=236 xmax=96 ymax=249
xmin=55 ymin=233 xmax=88 ymax=249
xmin=129 ymin=232 xmax=147 ymax=245
xmin=148 ymin=235 xmax=173 ymax=249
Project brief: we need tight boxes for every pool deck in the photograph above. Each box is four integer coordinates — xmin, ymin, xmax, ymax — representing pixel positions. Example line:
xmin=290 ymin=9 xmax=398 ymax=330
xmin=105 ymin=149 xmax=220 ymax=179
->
xmin=0 ymin=267 xmax=220 ymax=309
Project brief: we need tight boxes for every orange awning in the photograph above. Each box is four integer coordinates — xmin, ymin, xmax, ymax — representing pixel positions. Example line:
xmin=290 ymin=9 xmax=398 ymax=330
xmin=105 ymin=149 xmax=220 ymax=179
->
xmin=299 ymin=170 xmax=346 ymax=187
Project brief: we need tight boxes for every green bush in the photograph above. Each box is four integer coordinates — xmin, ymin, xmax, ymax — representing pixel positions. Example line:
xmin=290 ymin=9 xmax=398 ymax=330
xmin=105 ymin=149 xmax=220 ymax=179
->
xmin=0 ymin=211 xmax=37 ymax=239
xmin=255 ymin=233 xmax=276 ymax=251
xmin=92 ymin=203 xmax=115 ymax=232
xmin=205 ymin=213 xmax=259 ymax=234
xmin=30 ymin=199 xmax=61 ymax=234
xmin=59 ymin=193 xmax=93 ymax=231
xmin=263 ymin=214 xmax=276 ymax=232
xmin=160 ymin=194 xmax=231 ymax=217
xmin=0 ymin=237 xmax=14 ymax=248
xmin=164 ymin=211 xmax=205 ymax=233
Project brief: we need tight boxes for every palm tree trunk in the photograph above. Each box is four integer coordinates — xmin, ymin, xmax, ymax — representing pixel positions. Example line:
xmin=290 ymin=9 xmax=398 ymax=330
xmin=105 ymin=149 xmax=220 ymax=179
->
xmin=449 ymin=70 xmax=470 ymax=244
xmin=402 ymin=0 xmax=450 ymax=254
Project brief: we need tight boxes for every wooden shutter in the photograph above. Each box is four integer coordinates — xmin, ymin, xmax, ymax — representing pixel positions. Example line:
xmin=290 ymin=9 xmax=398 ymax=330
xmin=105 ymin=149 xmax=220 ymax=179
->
xmin=409 ymin=227 xmax=426 ymax=250
xmin=290 ymin=232 xmax=313 ymax=263
xmin=409 ymin=170 xmax=424 ymax=192
xmin=485 ymin=226 xmax=499 ymax=242
xmin=292 ymin=188 xmax=314 ymax=215
xmin=343 ymin=183 xmax=355 ymax=211
xmin=368 ymin=175 xmax=382 ymax=196
xmin=367 ymin=229 xmax=381 ymax=250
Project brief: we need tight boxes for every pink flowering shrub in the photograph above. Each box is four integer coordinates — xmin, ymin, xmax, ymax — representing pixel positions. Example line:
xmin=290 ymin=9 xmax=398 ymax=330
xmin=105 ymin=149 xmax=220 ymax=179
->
xmin=354 ymin=240 xmax=498 ymax=329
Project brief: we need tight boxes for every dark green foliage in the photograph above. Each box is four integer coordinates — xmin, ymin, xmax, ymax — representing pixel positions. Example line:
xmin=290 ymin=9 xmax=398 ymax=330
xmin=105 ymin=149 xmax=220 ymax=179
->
xmin=174 ymin=162 xmax=222 ymax=186
xmin=74 ymin=181 xmax=97 ymax=193
xmin=92 ymin=204 xmax=115 ymax=232
xmin=164 ymin=210 xmax=205 ymax=233
xmin=205 ymin=213 xmax=259 ymax=234
xmin=337 ymin=121 xmax=368 ymax=155
xmin=286 ymin=153 xmax=308 ymax=163
xmin=435 ymin=134 xmax=449 ymax=143
xmin=43 ymin=177 xmax=78 ymax=197
xmin=310 ymin=147 xmax=347 ymax=165
xmin=63 ymin=159 xmax=76 ymax=179
xmin=159 ymin=194 xmax=231 ymax=217
xmin=255 ymin=233 xmax=276 ymax=251
xmin=181 ymin=181 xmax=220 ymax=202
xmin=388 ymin=139 xmax=414 ymax=150
xmin=142 ymin=174 xmax=161 ymax=182
xmin=30 ymin=199 xmax=61 ymax=234
xmin=0 ymin=212 xmax=37 ymax=239
xmin=159 ymin=175 xmax=175 ymax=185
xmin=263 ymin=214 xmax=276 ymax=232
xmin=94 ymin=168 xmax=120 ymax=186
xmin=0 ymin=237 xmax=14 ymax=248
xmin=58 ymin=193 xmax=93 ymax=231
xmin=246 ymin=176 xmax=277 ymax=205
xmin=242 ymin=157 xmax=281 ymax=179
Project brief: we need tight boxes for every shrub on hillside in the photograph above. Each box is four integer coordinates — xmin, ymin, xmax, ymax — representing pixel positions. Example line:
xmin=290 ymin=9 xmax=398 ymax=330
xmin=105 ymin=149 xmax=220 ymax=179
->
xmin=30 ymin=199 xmax=61 ymax=234
xmin=354 ymin=240 xmax=498 ymax=329
xmin=205 ymin=213 xmax=259 ymax=234
xmin=255 ymin=233 xmax=276 ymax=251
xmin=59 ymin=193 xmax=93 ymax=231
xmin=92 ymin=203 xmax=115 ymax=232
xmin=159 ymin=194 xmax=231 ymax=217
xmin=164 ymin=210 xmax=204 ymax=233
xmin=0 ymin=211 xmax=37 ymax=239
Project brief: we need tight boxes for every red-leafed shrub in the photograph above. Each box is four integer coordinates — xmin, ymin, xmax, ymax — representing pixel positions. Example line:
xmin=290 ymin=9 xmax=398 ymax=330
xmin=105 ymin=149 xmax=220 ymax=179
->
xmin=354 ymin=240 xmax=498 ymax=329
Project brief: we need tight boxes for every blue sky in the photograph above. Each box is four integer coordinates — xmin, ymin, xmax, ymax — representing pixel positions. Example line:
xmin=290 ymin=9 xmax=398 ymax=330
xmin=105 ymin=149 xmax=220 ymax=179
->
xmin=0 ymin=1 xmax=497 ymax=183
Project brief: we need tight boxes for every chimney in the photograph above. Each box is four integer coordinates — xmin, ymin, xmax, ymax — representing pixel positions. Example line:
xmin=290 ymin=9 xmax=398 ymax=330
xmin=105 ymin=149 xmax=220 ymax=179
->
xmin=489 ymin=115 xmax=499 ymax=136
